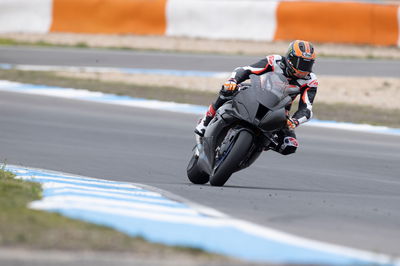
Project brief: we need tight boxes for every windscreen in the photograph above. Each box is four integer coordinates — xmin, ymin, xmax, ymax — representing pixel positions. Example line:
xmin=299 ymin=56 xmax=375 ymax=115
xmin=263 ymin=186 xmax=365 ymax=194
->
xmin=250 ymin=72 xmax=292 ymax=108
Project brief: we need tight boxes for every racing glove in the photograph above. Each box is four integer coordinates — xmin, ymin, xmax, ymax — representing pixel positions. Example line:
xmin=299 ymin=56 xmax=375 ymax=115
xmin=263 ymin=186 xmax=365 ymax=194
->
xmin=223 ymin=78 xmax=237 ymax=91
xmin=287 ymin=117 xmax=299 ymax=130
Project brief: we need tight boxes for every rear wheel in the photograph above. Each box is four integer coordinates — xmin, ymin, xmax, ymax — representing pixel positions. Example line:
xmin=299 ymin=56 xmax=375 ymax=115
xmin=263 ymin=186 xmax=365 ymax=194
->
xmin=210 ymin=130 xmax=253 ymax=186
xmin=187 ymin=153 xmax=209 ymax=184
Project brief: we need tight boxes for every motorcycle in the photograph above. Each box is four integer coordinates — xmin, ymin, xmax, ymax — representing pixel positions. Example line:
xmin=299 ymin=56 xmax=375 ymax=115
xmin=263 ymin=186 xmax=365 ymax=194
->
xmin=187 ymin=72 xmax=298 ymax=186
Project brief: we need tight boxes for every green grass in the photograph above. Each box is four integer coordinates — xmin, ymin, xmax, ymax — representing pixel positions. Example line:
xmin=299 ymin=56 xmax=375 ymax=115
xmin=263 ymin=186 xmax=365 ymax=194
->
xmin=0 ymin=166 xmax=145 ymax=250
xmin=0 ymin=69 xmax=399 ymax=128
xmin=0 ymin=166 xmax=217 ymax=258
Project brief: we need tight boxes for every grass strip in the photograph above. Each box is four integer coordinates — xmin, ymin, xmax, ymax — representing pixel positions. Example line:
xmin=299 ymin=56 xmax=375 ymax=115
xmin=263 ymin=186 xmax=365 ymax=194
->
xmin=1 ymin=37 xmax=397 ymax=60
xmin=312 ymin=102 xmax=398 ymax=128
xmin=0 ymin=38 xmax=89 ymax=49
xmin=0 ymin=38 xmax=238 ymax=56
xmin=0 ymin=166 xmax=214 ymax=257
xmin=0 ymin=69 xmax=399 ymax=128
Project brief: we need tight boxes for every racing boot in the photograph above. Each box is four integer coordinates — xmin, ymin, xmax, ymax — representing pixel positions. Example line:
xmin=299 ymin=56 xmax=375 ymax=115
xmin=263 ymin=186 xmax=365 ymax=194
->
xmin=278 ymin=136 xmax=298 ymax=155
xmin=194 ymin=105 xmax=216 ymax=137
xmin=270 ymin=129 xmax=298 ymax=155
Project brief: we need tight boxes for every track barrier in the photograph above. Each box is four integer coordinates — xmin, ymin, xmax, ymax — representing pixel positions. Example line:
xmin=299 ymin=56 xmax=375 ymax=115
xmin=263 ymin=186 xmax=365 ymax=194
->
xmin=0 ymin=0 xmax=399 ymax=46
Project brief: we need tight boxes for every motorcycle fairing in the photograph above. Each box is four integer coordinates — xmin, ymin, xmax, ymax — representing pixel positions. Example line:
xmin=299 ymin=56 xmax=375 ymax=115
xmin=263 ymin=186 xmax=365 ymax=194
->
xmin=232 ymin=74 xmax=290 ymax=132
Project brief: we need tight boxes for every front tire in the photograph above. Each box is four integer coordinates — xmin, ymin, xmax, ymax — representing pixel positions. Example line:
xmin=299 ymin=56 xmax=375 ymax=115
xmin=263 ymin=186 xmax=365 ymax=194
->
xmin=210 ymin=130 xmax=253 ymax=186
xmin=187 ymin=153 xmax=209 ymax=184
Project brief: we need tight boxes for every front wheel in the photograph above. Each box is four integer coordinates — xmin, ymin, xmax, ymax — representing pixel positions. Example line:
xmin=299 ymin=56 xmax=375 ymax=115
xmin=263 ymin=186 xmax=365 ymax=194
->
xmin=210 ymin=130 xmax=253 ymax=186
xmin=187 ymin=153 xmax=210 ymax=184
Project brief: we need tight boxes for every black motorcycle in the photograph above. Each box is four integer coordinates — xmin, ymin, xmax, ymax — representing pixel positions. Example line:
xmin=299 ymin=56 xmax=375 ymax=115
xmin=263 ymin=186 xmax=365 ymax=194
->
xmin=187 ymin=72 xmax=297 ymax=186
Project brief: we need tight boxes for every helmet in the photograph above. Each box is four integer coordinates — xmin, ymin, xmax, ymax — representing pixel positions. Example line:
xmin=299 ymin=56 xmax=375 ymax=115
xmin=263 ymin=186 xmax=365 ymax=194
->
xmin=285 ymin=40 xmax=316 ymax=78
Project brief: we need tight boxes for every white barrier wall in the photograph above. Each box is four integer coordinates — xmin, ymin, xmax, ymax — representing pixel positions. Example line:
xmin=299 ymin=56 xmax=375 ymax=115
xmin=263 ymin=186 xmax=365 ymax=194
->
xmin=0 ymin=0 xmax=52 ymax=33
xmin=166 ymin=0 xmax=278 ymax=41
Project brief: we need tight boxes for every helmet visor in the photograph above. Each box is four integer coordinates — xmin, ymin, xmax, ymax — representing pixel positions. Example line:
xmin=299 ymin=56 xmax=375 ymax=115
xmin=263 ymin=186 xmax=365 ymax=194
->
xmin=290 ymin=56 xmax=314 ymax=72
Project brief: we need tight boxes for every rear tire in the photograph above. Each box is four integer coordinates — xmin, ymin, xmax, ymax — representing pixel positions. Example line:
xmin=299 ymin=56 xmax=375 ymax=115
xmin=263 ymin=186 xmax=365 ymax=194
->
xmin=210 ymin=130 xmax=253 ymax=186
xmin=187 ymin=153 xmax=210 ymax=184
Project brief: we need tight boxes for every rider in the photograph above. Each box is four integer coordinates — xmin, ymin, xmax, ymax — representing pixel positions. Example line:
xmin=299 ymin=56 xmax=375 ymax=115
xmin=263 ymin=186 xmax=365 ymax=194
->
xmin=194 ymin=40 xmax=318 ymax=155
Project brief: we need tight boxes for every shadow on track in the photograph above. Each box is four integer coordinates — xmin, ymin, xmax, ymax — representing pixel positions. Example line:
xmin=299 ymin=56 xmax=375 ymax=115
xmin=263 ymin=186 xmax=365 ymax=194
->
xmin=222 ymin=184 xmax=327 ymax=193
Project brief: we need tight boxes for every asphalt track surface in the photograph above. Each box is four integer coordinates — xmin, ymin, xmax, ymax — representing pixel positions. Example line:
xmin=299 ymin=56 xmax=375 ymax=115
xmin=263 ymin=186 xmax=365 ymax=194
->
xmin=1 ymin=46 xmax=400 ymax=259
xmin=1 ymin=90 xmax=400 ymax=257
xmin=1 ymin=46 xmax=400 ymax=77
